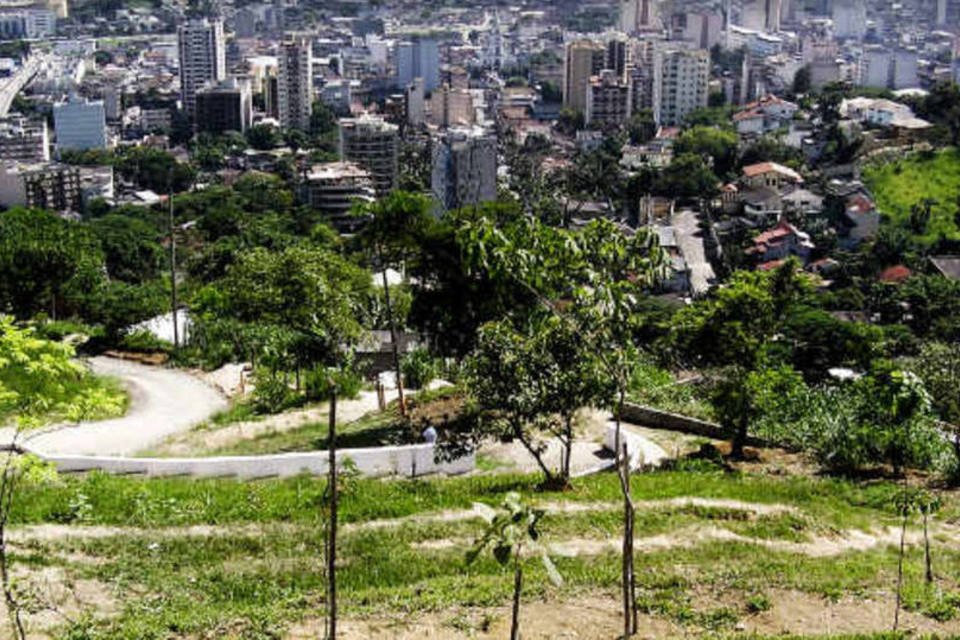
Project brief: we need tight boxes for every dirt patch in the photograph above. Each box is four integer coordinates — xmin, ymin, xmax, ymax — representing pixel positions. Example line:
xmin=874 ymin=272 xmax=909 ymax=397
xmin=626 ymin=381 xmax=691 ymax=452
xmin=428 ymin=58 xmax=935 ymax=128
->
xmin=289 ymin=588 xmax=960 ymax=638
xmin=288 ymin=593 xmax=682 ymax=639
xmin=0 ymin=565 xmax=117 ymax=639
xmin=746 ymin=588 xmax=960 ymax=635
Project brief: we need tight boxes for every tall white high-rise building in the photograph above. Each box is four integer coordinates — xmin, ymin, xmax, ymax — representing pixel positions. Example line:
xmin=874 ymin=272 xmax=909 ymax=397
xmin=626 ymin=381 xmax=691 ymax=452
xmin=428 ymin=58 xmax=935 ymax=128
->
xmin=431 ymin=126 xmax=497 ymax=213
xmin=278 ymin=35 xmax=313 ymax=130
xmin=659 ymin=47 xmax=709 ymax=125
xmin=177 ymin=18 xmax=226 ymax=120
xmin=53 ymin=96 xmax=106 ymax=152
xmin=621 ymin=0 xmax=660 ymax=32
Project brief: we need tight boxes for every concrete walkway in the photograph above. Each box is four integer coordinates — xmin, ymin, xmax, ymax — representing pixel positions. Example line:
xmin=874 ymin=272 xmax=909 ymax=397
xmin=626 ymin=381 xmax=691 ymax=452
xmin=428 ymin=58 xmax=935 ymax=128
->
xmin=21 ymin=357 xmax=228 ymax=457
xmin=672 ymin=208 xmax=716 ymax=296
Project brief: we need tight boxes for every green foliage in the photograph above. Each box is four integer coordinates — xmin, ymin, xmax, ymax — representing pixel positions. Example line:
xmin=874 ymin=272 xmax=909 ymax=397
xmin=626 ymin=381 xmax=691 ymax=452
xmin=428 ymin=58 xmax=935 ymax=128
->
xmin=811 ymin=370 xmax=945 ymax=474
xmin=246 ymin=123 xmax=281 ymax=150
xmin=250 ymin=370 xmax=300 ymax=415
xmin=118 ymin=329 xmax=172 ymax=354
xmin=304 ymin=362 xmax=364 ymax=402
xmin=0 ymin=317 xmax=126 ymax=428
xmin=863 ymin=149 xmax=960 ymax=244
xmin=401 ymin=347 xmax=441 ymax=389
xmin=87 ymin=214 xmax=164 ymax=283
xmin=674 ymin=125 xmax=738 ymax=178
xmin=467 ymin=492 xmax=562 ymax=585
xmin=656 ymin=153 xmax=719 ymax=199
xmin=115 ymin=146 xmax=196 ymax=193
xmin=0 ymin=208 xmax=104 ymax=319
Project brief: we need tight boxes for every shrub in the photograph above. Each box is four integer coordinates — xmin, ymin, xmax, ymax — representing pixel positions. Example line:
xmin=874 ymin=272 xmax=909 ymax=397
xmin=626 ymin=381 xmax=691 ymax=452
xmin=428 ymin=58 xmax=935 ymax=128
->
xmin=401 ymin=347 xmax=440 ymax=389
xmin=119 ymin=329 xmax=173 ymax=354
xmin=251 ymin=371 xmax=298 ymax=414
xmin=304 ymin=364 xmax=363 ymax=402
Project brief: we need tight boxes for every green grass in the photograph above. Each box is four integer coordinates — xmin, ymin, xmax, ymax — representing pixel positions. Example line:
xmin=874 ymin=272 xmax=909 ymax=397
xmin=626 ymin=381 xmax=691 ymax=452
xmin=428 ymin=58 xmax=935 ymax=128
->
xmin=863 ymin=148 xmax=960 ymax=244
xmin=629 ymin=364 xmax=717 ymax=422
xmin=10 ymin=467 xmax=960 ymax=639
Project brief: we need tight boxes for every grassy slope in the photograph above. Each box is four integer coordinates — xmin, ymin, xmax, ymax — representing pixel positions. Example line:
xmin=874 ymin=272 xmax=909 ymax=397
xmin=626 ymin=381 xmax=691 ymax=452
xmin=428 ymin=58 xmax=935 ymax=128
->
xmin=863 ymin=149 xmax=960 ymax=244
xmin=10 ymin=467 xmax=960 ymax=639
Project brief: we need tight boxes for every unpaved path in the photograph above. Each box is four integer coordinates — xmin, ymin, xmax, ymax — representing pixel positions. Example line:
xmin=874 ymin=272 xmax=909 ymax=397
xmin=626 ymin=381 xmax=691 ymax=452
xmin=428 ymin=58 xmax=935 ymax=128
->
xmin=20 ymin=357 xmax=227 ymax=457
xmin=145 ymin=390 xmax=384 ymax=456
xmin=478 ymin=408 xmax=668 ymax=476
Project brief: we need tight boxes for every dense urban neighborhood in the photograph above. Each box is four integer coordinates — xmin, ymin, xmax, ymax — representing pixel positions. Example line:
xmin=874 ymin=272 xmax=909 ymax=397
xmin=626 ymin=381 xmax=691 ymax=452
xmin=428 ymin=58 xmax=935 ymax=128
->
xmin=4 ymin=0 xmax=960 ymax=637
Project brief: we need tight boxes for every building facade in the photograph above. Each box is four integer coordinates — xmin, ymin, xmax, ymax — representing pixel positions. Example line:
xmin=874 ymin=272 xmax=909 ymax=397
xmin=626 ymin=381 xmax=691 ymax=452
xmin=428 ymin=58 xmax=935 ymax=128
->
xmin=586 ymin=70 xmax=631 ymax=127
xmin=431 ymin=126 xmax=497 ymax=213
xmin=659 ymin=47 xmax=709 ymax=125
xmin=195 ymin=78 xmax=253 ymax=134
xmin=177 ymin=18 xmax=226 ymax=120
xmin=563 ymin=39 xmax=606 ymax=114
xmin=339 ymin=114 xmax=399 ymax=197
xmin=278 ymin=35 xmax=313 ymax=131
xmin=53 ymin=97 xmax=106 ymax=152
xmin=0 ymin=115 xmax=49 ymax=162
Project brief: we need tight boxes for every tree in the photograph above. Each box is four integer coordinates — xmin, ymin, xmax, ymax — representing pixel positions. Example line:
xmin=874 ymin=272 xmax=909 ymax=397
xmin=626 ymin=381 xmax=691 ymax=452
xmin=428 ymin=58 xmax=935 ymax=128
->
xmin=355 ymin=192 xmax=434 ymax=416
xmin=671 ymin=262 xmax=809 ymax=456
xmin=674 ymin=125 xmax=738 ymax=178
xmin=792 ymin=65 xmax=812 ymax=96
xmin=246 ymin=123 xmax=281 ymax=150
xmin=656 ymin=153 xmax=719 ymax=200
xmin=0 ymin=208 xmax=104 ymax=319
xmin=191 ymin=246 xmax=372 ymax=373
xmin=467 ymin=492 xmax=562 ymax=640
xmin=906 ymin=342 xmax=960 ymax=480
xmin=0 ymin=317 xmax=125 ymax=639
xmin=88 ymin=214 xmax=164 ymax=283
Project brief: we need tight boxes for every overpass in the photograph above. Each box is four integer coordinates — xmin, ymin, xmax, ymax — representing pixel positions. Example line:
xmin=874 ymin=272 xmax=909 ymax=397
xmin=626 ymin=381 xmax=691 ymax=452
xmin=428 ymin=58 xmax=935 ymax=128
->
xmin=0 ymin=53 xmax=42 ymax=117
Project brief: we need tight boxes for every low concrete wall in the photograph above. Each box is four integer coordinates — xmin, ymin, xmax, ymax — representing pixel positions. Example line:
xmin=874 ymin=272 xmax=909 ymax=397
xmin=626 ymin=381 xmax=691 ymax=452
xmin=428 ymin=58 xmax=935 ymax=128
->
xmin=619 ymin=402 xmax=725 ymax=440
xmin=31 ymin=444 xmax=475 ymax=479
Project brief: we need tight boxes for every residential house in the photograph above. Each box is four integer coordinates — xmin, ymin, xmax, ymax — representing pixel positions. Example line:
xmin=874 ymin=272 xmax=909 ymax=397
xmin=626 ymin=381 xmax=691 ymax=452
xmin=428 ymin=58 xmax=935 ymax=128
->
xmin=733 ymin=95 xmax=799 ymax=136
xmin=746 ymin=218 xmax=815 ymax=265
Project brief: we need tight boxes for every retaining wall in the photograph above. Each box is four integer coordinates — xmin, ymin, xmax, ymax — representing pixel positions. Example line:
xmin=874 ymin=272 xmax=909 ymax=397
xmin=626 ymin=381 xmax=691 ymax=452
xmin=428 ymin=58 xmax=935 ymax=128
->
xmin=32 ymin=444 xmax=475 ymax=479
xmin=618 ymin=402 xmax=725 ymax=439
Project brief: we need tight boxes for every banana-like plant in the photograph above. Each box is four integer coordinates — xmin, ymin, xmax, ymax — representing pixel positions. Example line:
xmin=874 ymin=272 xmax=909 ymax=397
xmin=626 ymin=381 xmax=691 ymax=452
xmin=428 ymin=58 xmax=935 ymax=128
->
xmin=467 ymin=492 xmax=562 ymax=640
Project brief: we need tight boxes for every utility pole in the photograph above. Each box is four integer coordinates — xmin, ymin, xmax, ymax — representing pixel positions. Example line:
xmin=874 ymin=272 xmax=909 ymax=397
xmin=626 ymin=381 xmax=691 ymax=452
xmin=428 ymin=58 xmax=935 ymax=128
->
xmin=168 ymin=175 xmax=179 ymax=349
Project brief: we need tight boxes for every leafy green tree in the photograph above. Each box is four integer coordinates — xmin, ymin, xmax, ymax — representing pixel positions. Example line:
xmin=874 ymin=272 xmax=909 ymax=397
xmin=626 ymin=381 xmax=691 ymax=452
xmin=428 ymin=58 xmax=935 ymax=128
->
xmin=675 ymin=125 xmax=738 ymax=178
xmin=355 ymin=192 xmax=434 ymax=414
xmin=672 ymin=262 xmax=809 ymax=455
xmin=246 ymin=123 xmax=281 ymax=150
xmin=0 ymin=317 xmax=126 ymax=639
xmin=467 ymin=492 xmax=562 ymax=640
xmin=115 ymin=147 xmax=195 ymax=193
xmin=87 ymin=214 xmax=164 ymax=283
xmin=656 ymin=153 xmax=719 ymax=200
xmin=792 ymin=65 xmax=812 ymax=96
xmin=0 ymin=208 xmax=104 ymax=319
xmin=813 ymin=368 xmax=943 ymax=475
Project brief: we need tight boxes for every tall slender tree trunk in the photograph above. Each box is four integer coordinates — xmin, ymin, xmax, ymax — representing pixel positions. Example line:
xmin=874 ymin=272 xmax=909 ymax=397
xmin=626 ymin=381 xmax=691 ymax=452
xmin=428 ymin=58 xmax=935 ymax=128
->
xmin=561 ymin=413 xmax=573 ymax=484
xmin=378 ymin=245 xmax=406 ymax=417
xmin=924 ymin=509 xmax=933 ymax=584
xmin=326 ymin=389 xmax=338 ymax=640
xmin=615 ymin=387 xmax=636 ymax=637
xmin=511 ymin=548 xmax=523 ymax=640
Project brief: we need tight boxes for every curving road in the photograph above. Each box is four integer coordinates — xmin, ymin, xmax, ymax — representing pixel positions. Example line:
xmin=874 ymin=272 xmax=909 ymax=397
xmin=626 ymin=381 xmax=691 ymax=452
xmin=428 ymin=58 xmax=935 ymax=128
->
xmin=23 ymin=357 xmax=228 ymax=457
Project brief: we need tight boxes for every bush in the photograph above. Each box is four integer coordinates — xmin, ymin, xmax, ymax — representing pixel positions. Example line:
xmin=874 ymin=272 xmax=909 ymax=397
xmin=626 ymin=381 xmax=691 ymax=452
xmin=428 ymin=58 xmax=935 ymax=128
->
xmin=810 ymin=371 xmax=947 ymax=474
xmin=119 ymin=329 xmax=172 ymax=354
xmin=251 ymin=372 xmax=298 ymax=415
xmin=304 ymin=364 xmax=363 ymax=402
xmin=401 ymin=347 xmax=441 ymax=390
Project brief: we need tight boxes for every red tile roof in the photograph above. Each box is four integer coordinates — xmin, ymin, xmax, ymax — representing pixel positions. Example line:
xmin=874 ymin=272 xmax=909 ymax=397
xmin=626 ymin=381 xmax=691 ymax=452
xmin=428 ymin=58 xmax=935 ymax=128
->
xmin=879 ymin=265 xmax=912 ymax=283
